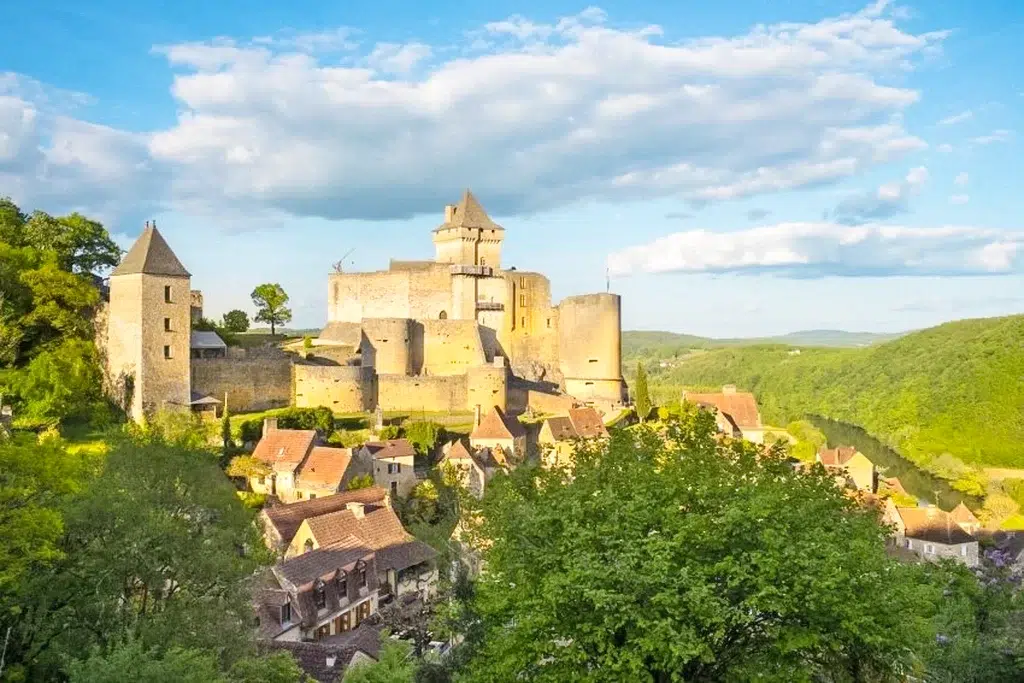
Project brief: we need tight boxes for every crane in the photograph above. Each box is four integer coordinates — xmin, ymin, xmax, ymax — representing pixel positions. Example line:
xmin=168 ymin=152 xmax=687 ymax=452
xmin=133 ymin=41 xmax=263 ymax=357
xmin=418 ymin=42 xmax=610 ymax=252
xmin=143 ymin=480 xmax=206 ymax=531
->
xmin=332 ymin=248 xmax=356 ymax=273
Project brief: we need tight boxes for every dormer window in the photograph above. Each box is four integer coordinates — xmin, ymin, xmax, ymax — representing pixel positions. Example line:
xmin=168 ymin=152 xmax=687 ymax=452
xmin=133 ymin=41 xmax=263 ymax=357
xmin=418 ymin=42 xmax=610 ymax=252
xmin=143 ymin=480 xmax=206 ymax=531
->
xmin=304 ymin=538 xmax=314 ymax=554
xmin=337 ymin=569 xmax=348 ymax=597
xmin=314 ymin=579 xmax=326 ymax=609
xmin=280 ymin=602 xmax=291 ymax=624
xmin=356 ymin=560 xmax=367 ymax=588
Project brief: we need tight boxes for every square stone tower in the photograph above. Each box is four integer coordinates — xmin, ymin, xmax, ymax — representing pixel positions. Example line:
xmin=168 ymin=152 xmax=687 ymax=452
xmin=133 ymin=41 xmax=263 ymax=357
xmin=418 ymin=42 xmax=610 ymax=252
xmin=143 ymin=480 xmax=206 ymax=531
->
xmin=432 ymin=190 xmax=504 ymax=268
xmin=106 ymin=222 xmax=192 ymax=422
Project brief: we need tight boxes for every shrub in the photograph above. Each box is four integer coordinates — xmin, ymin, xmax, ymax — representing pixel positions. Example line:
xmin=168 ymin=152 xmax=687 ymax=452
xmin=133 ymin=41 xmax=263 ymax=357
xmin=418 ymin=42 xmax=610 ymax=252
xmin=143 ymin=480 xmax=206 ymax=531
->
xmin=405 ymin=421 xmax=444 ymax=455
xmin=377 ymin=425 xmax=401 ymax=440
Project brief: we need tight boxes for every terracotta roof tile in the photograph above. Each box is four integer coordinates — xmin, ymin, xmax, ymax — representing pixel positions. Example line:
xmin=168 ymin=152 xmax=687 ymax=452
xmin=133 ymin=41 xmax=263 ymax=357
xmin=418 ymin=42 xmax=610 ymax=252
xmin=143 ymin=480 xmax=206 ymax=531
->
xmin=817 ymin=446 xmax=860 ymax=467
xmin=253 ymin=429 xmax=318 ymax=472
xmin=950 ymin=502 xmax=980 ymax=526
xmin=262 ymin=488 xmax=389 ymax=545
xmin=543 ymin=416 xmax=577 ymax=442
xmin=444 ymin=439 xmax=474 ymax=460
xmin=568 ymin=407 xmax=609 ymax=439
xmin=685 ymin=390 xmax=762 ymax=429
xmin=296 ymin=447 xmax=353 ymax=490
xmin=304 ymin=504 xmax=436 ymax=572
xmin=896 ymin=507 xmax=976 ymax=545
xmin=471 ymin=406 xmax=525 ymax=441
xmin=362 ymin=439 xmax=416 ymax=460
xmin=275 ymin=541 xmax=375 ymax=588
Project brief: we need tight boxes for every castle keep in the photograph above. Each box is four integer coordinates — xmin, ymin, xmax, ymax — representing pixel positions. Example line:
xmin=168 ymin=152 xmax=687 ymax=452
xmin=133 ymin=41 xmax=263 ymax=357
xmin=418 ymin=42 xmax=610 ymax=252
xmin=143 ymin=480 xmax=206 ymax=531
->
xmin=104 ymin=192 xmax=627 ymax=421
xmin=302 ymin=191 xmax=627 ymax=414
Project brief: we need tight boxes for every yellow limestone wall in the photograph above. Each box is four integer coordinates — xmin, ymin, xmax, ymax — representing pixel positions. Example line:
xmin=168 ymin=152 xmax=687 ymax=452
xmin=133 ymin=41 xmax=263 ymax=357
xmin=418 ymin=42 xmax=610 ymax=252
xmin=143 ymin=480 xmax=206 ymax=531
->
xmin=293 ymin=365 xmax=371 ymax=412
xmin=557 ymin=293 xmax=625 ymax=404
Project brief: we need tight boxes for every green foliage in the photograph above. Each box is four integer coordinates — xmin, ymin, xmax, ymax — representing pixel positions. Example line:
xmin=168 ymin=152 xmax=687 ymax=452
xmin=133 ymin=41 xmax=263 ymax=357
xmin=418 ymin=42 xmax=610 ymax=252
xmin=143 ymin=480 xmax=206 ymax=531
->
xmin=18 ymin=210 xmax=120 ymax=274
xmin=66 ymin=641 xmax=223 ymax=683
xmin=633 ymin=361 xmax=651 ymax=422
xmin=633 ymin=316 xmax=1024 ymax=468
xmin=221 ymin=309 xmax=251 ymax=333
xmin=405 ymin=421 xmax=444 ymax=455
xmin=378 ymin=425 xmax=401 ymax=440
xmin=303 ymin=335 xmax=313 ymax=350
xmin=343 ymin=639 xmax=415 ymax=683
xmin=226 ymin=454 xmax=272 ymax=481
xmin=459 ymin=414 xmax=935 ymax=681
xmin=226 ymin=650 xmax=308 ymax=683
xmin=347 ymin=473 xmax=376 ymax=491
xmin=251 ymin=283 xmax=292 ymax=336
xmin=9 ymin=339 xmax=107 ymax=428
xmin=3 ymin=431 xmax=272 ymax=679
xmin=404 ymin=480 xmax=441 ymax=524
xmin=787 ymin=420 xmax=827 ymax=462
xmin=331 ymin=428 xmax=373 ymax=447
xmin=1002 ymin=478 xmax=1024 ymax=508
xmin=238 ymin=407 xmax=335 ymax=444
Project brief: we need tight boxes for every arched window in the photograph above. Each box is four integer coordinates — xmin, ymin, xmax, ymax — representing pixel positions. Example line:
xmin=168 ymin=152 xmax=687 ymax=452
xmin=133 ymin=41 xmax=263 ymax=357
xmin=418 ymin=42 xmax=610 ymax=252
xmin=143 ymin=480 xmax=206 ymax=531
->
xmin=304 ymin=538 xmax=314 ymax=554
xmin=314 ymin=579 xmax=326 ymax=610
xmin=439 ymin=310 xmax=447 ymax=320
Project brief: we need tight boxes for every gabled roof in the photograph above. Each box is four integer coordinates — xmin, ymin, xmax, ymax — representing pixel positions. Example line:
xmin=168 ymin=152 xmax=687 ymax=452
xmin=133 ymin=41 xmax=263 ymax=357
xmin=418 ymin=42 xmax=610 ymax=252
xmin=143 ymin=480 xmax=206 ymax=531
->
xmin=542 ymin=416 xmax=577 ymax=442
xmin=950 ymin=502 xmax=980 ymax=526
xmin=568 ymin=407 xmax=609 ymax=439
xmin=470 ymin=446 xmax=504 ymax=471
xmin=189 ymin=391 xmax=222 ymax=406
xmin=111 ymin=225 xmax=191 ymax=277
xmin=302 ymin=503 xmax=437 ymax=572
xmin=443 ymin=439 xmax=474 ymax=461
xmin=261 ymin=487 xmax=389 ymax=545
xmin=361 ymin=439 xmax=416 ymax=460
xmin=275 ymin=540 xmax=374 ymax=587
xmin=296 ymin=447 xmax=353 ymax=490
xmin=684 ymin=390 xmax=762 ymax=429
xmin=471 ymin=406 xmax=525 ymax=441
xmin=190 ymin=330 xmax=227 ymax=350
xmin=252 ymin=429 xmax=317 ymax=473
xmin=435 ymin=190 xmax=503 ymax=232
xmin=895 ymin=506 xmax=976 ymax=545
xmin=817 ymin=446 xmax=861 ymax=467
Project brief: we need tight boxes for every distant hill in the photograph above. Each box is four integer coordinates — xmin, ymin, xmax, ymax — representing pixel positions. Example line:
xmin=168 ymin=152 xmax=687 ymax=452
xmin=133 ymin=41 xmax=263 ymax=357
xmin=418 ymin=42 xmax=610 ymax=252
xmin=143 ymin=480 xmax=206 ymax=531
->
xmin=623 ymin=328 xmax=902 ymax=356
xmin=633 ymin=315 xmax=1024 ymax=468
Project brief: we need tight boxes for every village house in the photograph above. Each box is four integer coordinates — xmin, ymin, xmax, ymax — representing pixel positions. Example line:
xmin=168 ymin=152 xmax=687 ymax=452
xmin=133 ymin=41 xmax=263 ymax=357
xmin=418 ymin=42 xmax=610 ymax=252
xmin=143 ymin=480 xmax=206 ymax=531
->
xmin=950 ymin=502 xmax=982 ymax=536
xmin=682 ymin=385 xmax=765 ymax=444
xmin=469 ymin=405 xmax=526 ymax=464
xmin=883 ymin=500 xmax=979 ymax=567
xmin=249 ymin=419 xmax=360 ymax=502
xmin=266 ymin=623 xmax=383 ymax=682
xmin=260 ymin=487 xmax=394 ymax=552
xmin=281 ymin=491 xmax=438 ymax=605
xmin=439 ymin=438 xmax=504 ymax=499
xmin=817 ymin=446 xmax=877 ymax=493
xmin=256 ymin=543 xmax=379 ymax=642
xmin=537 ymin=406 xmax=610 ymax=468
xmin=353 ymin=439 xmax=418 ymax=498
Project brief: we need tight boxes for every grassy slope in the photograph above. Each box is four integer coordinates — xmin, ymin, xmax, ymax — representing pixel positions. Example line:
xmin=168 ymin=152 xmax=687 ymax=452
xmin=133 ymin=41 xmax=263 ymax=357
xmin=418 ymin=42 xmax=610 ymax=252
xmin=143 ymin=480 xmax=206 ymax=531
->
xmin=632 ymin=315 xmax=1024 ymax=468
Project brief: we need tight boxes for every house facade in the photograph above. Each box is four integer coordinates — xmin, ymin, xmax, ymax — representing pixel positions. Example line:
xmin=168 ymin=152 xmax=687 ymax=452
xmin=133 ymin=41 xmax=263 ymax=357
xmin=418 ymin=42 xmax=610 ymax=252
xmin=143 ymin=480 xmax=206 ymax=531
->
xmin=354 ymin=439 xmax=418 ymax=498
xmin=817 ymin=446 xmax=877 ymax=493
xmin=439 ymin=439 xmax=502 ymax=499
xmin=469 ymin=405 xmax=526 ymax=464
xmin=537 ymin=407 xmax=610 ymax=469
xmin=249 ymin=419 xmax=359 ymax=502
xmin=682 ymin=385 xmax=765 ymax=444
xmin=883 ymin=500 xmax=979 ymax=567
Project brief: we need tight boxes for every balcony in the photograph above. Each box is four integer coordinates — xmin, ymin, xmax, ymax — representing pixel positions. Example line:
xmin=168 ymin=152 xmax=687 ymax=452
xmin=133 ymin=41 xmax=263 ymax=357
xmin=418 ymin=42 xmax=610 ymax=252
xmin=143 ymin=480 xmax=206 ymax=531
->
xmin=476 ymin=301 xmax=504 ymax=311
xmin=450 ymin=264 xmax=493 ymax=277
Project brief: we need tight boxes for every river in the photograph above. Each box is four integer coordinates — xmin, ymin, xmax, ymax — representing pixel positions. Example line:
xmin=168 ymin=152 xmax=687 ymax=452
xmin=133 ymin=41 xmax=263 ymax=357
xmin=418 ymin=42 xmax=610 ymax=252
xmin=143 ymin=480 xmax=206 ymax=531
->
xmin=809 ymin=417 xmax=982 ymax=510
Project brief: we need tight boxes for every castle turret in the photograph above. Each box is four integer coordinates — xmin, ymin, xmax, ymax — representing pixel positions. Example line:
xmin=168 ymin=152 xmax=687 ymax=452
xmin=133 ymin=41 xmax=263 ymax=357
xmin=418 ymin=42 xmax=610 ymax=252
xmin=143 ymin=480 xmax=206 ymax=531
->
xmin=432 ymin=190 xmax=504 ymax=268
xmin=105 ymin=222 xmax=192 ymax=422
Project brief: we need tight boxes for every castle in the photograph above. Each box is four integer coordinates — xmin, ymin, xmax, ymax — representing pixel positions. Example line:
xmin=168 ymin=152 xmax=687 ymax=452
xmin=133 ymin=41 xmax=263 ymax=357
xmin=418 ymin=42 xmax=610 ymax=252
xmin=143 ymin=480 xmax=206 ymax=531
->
xmin=102 ymin=192 xmax=627 ymax=421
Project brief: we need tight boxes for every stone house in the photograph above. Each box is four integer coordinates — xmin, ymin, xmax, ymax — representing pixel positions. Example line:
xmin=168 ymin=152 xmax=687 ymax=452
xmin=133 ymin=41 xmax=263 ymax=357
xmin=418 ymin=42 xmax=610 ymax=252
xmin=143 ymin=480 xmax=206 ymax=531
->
xmin=353 ymin=439 xmax=418 ymax=498
xmin=283 ymin=495 xmax=438 ymax=606
xmin=256 ymin=544 xmax=379 ymax=642
xmin=950 ymin=502 xmax=982 ymax=536
xmin=883 ymin=500 xmax=979 ymax=567
xmin=537 ymin=406 xmax=610 ymax=469
xmin=259 ymin=487 xmax=394 ymax=553
xmin=266 ymin=623 xmax=382 ymax=682
xmin=469 ymin=405 xmax=526 ymax=464
xmin=817 ymin=446 xmax=877 ymax=493
xmin=439 ymin=439 xmax=503 ymax=499
xmin=250 ymin=420 xmax=360 ymax=502
xmin=682 ymin=386 xmax=765 ymax=444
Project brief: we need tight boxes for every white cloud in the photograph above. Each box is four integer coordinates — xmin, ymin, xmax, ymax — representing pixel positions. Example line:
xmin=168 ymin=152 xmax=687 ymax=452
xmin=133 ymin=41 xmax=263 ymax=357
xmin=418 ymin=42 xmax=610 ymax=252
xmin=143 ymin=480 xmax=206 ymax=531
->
xmin=971 ymin=129 xmax=1013 ymax=145
xmin=954 ymin=171 xmax=968 ymax=186
xmin=2 ymin=3 xmax=946 ymax=225
xmin=936 ymin=143 xmax=953 ymax=153
xmin=607 ymin=223 xmax=1024 ymax=278
xmin=950 ymin=194 xmax=969 ymax=205
xmin=832 ymin=165 xmax=928 ymax=224
xmin=937 ymin=110 xmax=972 ymax=126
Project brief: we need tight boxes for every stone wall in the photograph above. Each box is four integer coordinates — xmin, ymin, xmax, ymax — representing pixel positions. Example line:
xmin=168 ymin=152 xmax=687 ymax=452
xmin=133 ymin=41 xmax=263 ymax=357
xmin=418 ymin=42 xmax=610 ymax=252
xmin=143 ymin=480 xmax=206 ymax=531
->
xmin=417 ymin=319 xmax=486 ymax=376
xmin=328 ymin=265 xmax=452 ymax=323
xmin=292 ymin=364 xmax=370 ymax=413
xmin=557 ymin=293 xmax=625 ymax=404
xmin=361 ymin=318 xmax=411 ymax=375
xmin=192 ymin=351 xmax=293 ymax=413
xmin=466 ymin=364 xmax=507 ymax=412
xmin=378 ymin=374 xmax=467 ymax=413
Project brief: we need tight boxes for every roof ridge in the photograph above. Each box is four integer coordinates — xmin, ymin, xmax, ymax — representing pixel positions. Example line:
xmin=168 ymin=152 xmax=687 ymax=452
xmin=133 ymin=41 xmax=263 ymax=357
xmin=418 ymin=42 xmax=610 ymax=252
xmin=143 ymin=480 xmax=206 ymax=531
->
xmin=112 ymin=225 xmax=191 ymax=278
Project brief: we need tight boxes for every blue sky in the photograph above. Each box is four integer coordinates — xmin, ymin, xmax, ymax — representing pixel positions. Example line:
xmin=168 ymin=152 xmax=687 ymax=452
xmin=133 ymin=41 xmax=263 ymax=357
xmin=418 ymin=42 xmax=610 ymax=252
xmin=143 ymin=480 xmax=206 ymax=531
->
xmin=1 ymin=0 xmax=1021 ymax=336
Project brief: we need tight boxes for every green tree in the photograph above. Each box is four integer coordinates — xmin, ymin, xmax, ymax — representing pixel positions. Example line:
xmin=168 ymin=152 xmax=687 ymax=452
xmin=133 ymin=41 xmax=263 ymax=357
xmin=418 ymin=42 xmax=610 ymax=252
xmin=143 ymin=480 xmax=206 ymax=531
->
xmin=222 ymin=310 xmax=251 ymax=333
xmin=20 ymin=210 xmax=120 ymax=274
xmin=251 ymin=284 xmax=292 ymax=336
xmin=226 ymin=454 xmax=272 ymax=482
xmin=404 ymin=421 xmax=443 ymax=456
xmin=9 ymin=339 xmax=106 ymax=428
xmin=227 ymin=650 xmax=308 ymax=683
xmin=66 ymin=641 xmax=223 ymax=683
xmin=458 ymin=415 xmax=934 ymax=682
xmin=347 ymin=473 xmax=376 ymax=491
xmin=633 ymin=361 xmax=651 ymax=422
xmin=343 ymin=639 xmax=415 ymax=683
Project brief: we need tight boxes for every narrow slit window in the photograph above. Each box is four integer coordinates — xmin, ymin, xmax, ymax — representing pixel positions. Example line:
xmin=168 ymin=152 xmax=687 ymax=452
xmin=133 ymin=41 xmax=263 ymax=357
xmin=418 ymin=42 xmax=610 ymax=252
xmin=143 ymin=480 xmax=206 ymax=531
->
xmin=164 ymin=286 xmax=172 ymax=303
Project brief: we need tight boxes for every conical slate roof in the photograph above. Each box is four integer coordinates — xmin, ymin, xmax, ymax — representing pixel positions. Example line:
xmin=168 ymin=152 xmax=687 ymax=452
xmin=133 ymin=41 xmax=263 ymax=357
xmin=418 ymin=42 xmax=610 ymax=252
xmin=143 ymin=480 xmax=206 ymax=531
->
xmin=435 ymin=190 xmax=503 ymax=232
xmin=111 ymin=225 xmax=190 ymax=277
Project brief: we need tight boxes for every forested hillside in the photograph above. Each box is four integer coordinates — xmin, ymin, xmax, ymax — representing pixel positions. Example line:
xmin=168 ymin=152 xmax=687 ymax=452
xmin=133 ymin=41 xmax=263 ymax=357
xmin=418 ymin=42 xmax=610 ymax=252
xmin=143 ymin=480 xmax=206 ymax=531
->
xmin=633 ymin=315 xmax=1024 ymax=468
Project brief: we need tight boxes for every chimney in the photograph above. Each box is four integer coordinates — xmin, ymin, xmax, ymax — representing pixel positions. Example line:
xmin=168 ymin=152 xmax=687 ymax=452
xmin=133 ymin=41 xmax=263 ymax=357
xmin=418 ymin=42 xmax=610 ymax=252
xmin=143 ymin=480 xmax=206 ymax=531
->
xmin=346 ymin=502 xmax=365 ymax=519
xmin=444 ymin=204 xmax=456 ymax=223
xmin=263 ymin=417 xmax=278 ymax=437
xmin=722 ymin=384 xmax=737 ymax=395
xmin=474 ymin=404 xmax=482 ymax=428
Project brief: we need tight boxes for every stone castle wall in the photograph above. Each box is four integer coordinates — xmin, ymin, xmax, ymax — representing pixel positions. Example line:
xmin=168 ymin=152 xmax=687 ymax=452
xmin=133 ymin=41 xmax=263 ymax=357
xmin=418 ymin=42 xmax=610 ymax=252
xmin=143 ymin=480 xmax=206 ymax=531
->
xmin=378 ymin=374 xmax=467 ymax=413
xmin=557 ymin=293 xmax=625 ymax=404
xmin=192 ymin=349 xmax=293 ymax=413
xmin=293 ymin=364 xmax=371 ymax=413
xmin=328 ymin=265 xmax=452 ymax=324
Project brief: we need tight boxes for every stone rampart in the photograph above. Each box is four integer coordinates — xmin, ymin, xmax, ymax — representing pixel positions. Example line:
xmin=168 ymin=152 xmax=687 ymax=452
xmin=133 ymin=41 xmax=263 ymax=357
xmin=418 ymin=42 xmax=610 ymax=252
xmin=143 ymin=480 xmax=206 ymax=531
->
xmin=292 ymin=364 xmax=370 ymax=413
xmin=192 ymin=352 xmax=292 ymax=413
xmin=377 ymin=374 xmax=467 ymax=413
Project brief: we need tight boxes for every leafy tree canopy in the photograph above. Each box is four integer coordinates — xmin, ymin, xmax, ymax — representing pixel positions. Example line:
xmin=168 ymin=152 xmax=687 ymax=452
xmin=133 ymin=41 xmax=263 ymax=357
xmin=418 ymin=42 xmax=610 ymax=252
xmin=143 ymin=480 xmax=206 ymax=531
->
xmin=251 ymin=283 xmax=292 ymax=336
xmin=460 ymin=412 xmax=936 ymax=682
xmin=222 ymin=309 xmax=251 ymax=333
xmin=404 ymin=421 xmax=444 ymax=456
xmin=343 ymin=639 xmax=415 ymax=683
